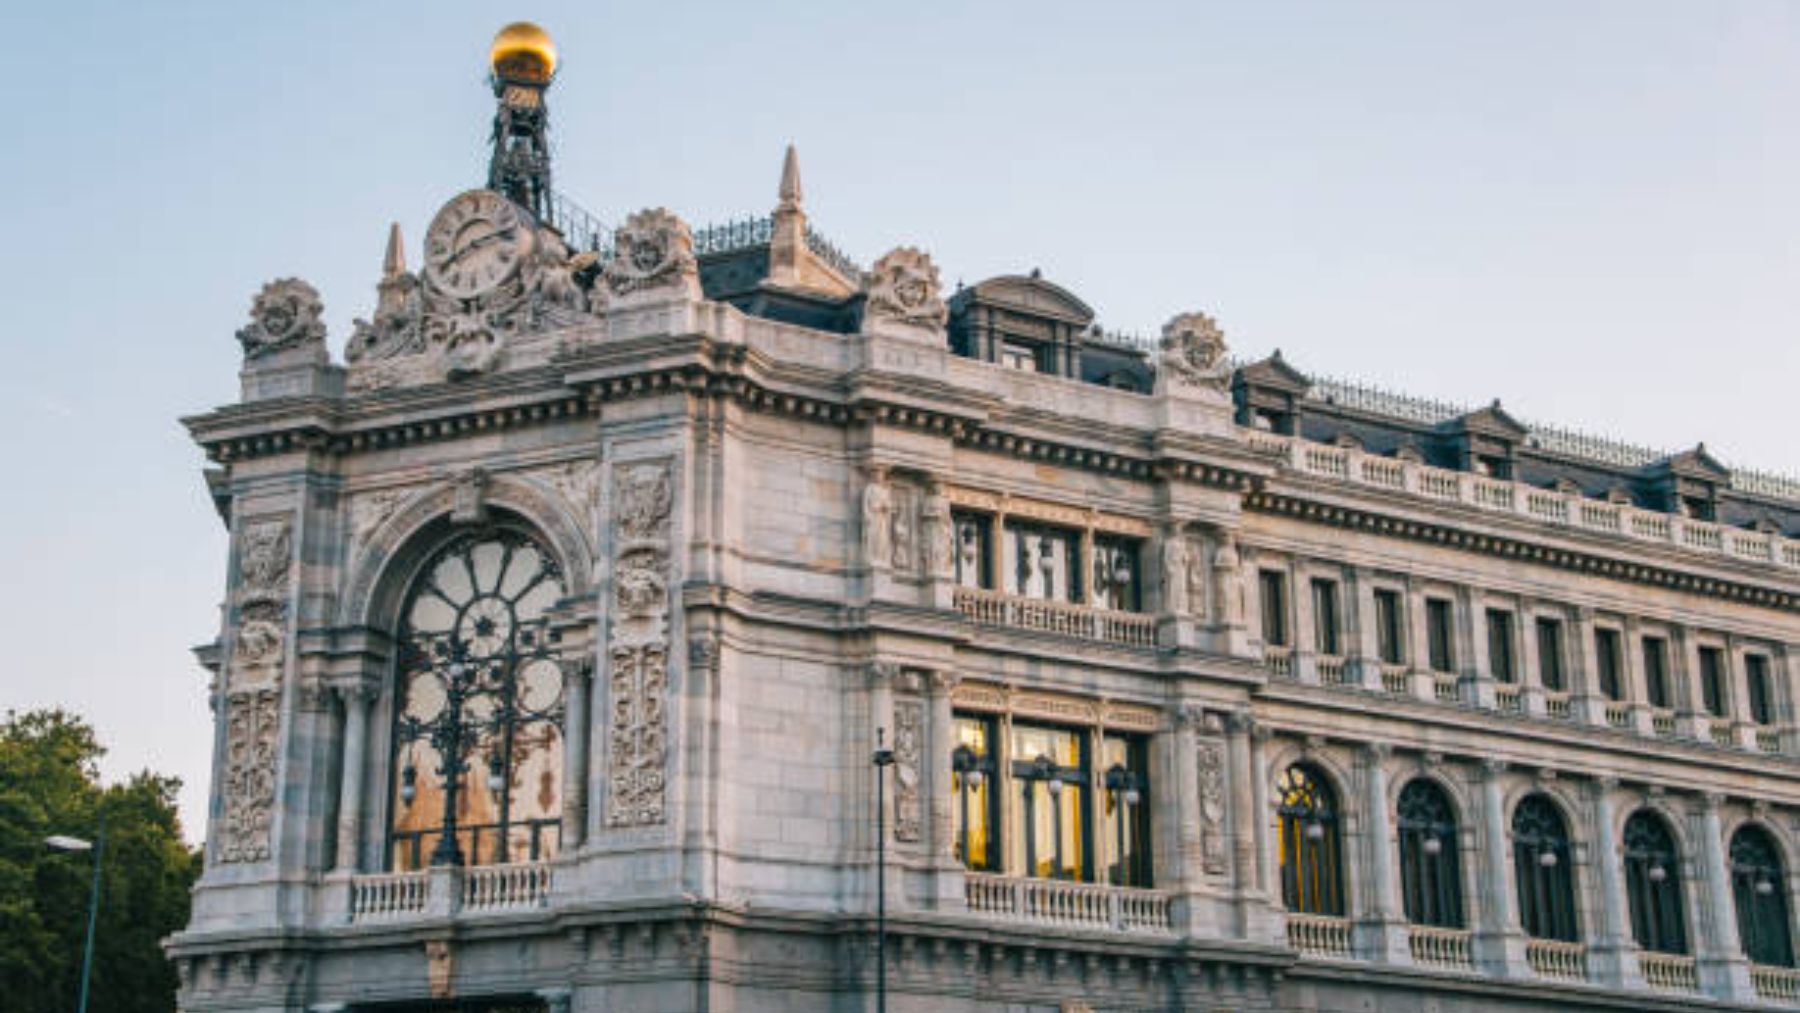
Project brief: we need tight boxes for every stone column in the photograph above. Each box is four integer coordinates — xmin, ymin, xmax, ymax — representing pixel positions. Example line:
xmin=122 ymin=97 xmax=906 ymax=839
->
xmin=1569 ymin=607 xmax=1608 ymax=727
xmin=1357 ymin=743 xmax=1409 ymax=963
xmin=1587 ymin=777 xmax=1644 ymax=987
xmin=1405 ymin=580 xmax=1436 ymax=701
xmin=332 ymin=681 xmax=377 ymax=874
xmin=1624 ymin=617 xmax=1656 ymax=736
xmin=1518 ymin=601 xmax=1547 ymax=717
xmin=928 ymin=671 xmax=963 ymax=905
xmin=1349 ymin=568 xmax=1385 ymax=692
xmin=1457 ymin=586 xmax=1496 ymax=709
xmin=1476 ymin=759 xmax=1525 ymax=976
xmin=1292 ymin=561 xmax=1319 ymax=683
xmin=1696 ymin=793 xmax=1755 ymax=1001
xmin=1673 ymin=626 xmax=1707 ymax=740
xmin=1779 ymin=645 xmax=1800 ymax=754
xmin=560 ymin=657 xmax=593 ymax=849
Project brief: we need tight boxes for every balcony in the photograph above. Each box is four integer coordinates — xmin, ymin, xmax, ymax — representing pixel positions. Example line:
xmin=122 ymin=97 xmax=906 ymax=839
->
xmin=1755 ymin=964 xmax=1800 ymax=1003
xmin=1380 ymin=663 xmax=1410 ymax=695
xmin=1263 ymin=645 xmax=1294 ymax=677
xmin=953 ymin=587 xmax=1156 ymax=649
xmin=1407 ymin=925 xmax=1474 ymax=971
xmin=347 ymin=860 xmax=554 ymax=924
xmin=1525 ymin=938 xmax=1587 ymax=982
xmin=1637 ymin=951 xmax=1698 ymax=993
xmin=1286 ymin=913 xmax=1353 ymax=959
xmin=1315 ymin=654 xmax=1347 ymax=685
xmin=1604 ymin=702 xmax=1631 ymax=729
xmin=964 ymin=873 xmax=1172 ymax=934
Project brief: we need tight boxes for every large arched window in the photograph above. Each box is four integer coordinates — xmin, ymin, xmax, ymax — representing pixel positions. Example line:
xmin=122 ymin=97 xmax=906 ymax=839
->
xmin=1512 ymin=795 xmax=1578 ymax=941
xmin=1397 ymin=779 xmax=1463 ymax=927
xmin=388 ymin=528 xmax=567 ymax=870
xmin=1278 ymin=764 xmax=1344 ymax=916
xmin=1731 ymin=826 xmax=1794 ymax=967
xmin=1623 ymin=811 xmax=1687 ymax=954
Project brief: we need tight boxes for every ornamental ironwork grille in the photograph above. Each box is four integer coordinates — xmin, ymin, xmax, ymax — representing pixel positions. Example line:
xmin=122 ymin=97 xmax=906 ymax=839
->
xmin=1397 ymin=779 xmax=1464 ymax=928
xmin=387 ymin=528 xmax=567 ymax=870
xmin=1278 ymin=764 xmax=1344 ymax=916
xmin=1623 ymin=811 xmax=1688 ymax=955
xmin=1512 ymin=795 xmax=1579 ymax=942
xmin=1731 ymin=827 xmax=1794 ymax=968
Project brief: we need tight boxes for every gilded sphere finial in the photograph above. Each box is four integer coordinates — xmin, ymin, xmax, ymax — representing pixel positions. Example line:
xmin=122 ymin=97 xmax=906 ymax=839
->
xmin=490 ymin=22 xmax=557 ymax=83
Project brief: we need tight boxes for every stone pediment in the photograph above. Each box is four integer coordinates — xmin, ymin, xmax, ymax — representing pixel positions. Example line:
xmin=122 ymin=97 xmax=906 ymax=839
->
xmin=1645 ymin=443 xmax=1731 ymax=484
xmin=959 ymin=274 xmax=1095 ymax=326
xmin=1234 ymin=351 xmax=1311 ymax=395
xmin=1438 ymin=400 xmax=1528 ymax=441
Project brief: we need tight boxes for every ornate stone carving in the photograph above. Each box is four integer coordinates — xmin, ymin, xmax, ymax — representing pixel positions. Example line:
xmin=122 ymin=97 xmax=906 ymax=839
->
xmin=425 ymin=938 xmax=455 ymax=1000
xmin=237 ymin=519 xmax=292 ymax=604
xmin=920 ymin=483 xmax=952 ymax=579
xmin=864 ymin=247 xmax=948 ymax=333
xmin=1210 ymin=533 xmax=1244 ymax=628
xmin=606 ymin=459 xmax=674 ymax=829
xmin=538 ymin=460 xmax=602 ymax=529
xmin=218 ymin=687 xmax=280 ymax=863
xmin=1157 ymin=312 xmax=1230 ymax=392
xmin=232 ymin=518 xmax=292 ymax=691
xmin=893 ymin=700 xmax=924 ymax=842
xmin=602 ymin=208 xmax=698 ymax=300
xmin=347 ymin=488 xmax=408 ymax=563
xmin=889 ymin=483 xmax=919 ymax=573
xmin=1160 ymin=528 xmax=1188 ymax=615
xmin=1183 ymin=535 xmax=1208 ymax=618
xmin=236 ymin=279 xmax=326 ymax=360
xmin=1197 ymin=739 xmax=1227 ymax=874
xmin=451 ymin=467 xmax=491 ymax=525
xmin=861 ymin=468 xmax=891 ymax=569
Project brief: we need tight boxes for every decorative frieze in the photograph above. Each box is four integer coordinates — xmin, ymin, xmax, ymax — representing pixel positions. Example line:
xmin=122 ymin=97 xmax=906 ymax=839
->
xmin=1197 ymin=736 xmax=1228 ymax=876
xmin=219 ymin=687 xmax=280 ymax=863
xmin=606 ymin=459 xmax=674 ymax=829
xmin=219 ymin=516 xmax=292 ymax=865
xmin=893 ymin=699 xmax=924 ymax=842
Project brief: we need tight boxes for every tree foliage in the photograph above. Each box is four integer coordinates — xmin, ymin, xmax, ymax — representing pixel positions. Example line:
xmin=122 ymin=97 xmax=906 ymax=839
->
xmin=0 ymin=709 xmax=200 ymax=1013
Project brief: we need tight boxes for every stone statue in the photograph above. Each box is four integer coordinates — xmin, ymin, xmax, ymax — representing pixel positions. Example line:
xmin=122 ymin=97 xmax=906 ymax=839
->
xmin=1185 ymin=535 xmax=1208 ymax=618
xmin=861 ymin=471 xmax=891 ymax=568
xmin=1157 ymin=311 xmax=1230 ymax=392
xmin=1161 ymin=529 xmax=1188 ymax=615
xmin=1211 ymin=533 xmax=1244 ymax=627
xmin=920 ymin=484 xmax=952 ymax=578
xmin=237 ymin=279 xmax=327 ymax=360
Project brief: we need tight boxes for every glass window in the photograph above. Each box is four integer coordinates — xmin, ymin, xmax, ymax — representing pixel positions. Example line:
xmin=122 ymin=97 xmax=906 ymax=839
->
xmin=1536 ymin=618 xmax=1566 ymax=692
xmin=1732 ymin=827 xmax=1794 ymax=967
xmin=1311 ymin=579 xmax=1341 ymax=656
xmin=1426 ymin=599 xmax=1456 ymax=673
xmin=1700 ymin=647 xmax=1727 ymax=718
xmin=1100 ymin=735 xmax=1151 ymax=887
xmin=1091 ymin=535 xmax=1142 ymax=612
xmin=1748 ymin=655 xmax=1775 ymax=726
xmin=1260 ymin=571 xmax=1290 ymax=648
xmin=1375 ymin=589 xmax=1405 ymax=665
xmin=1487 ymin=610 xmax=1517 ymax=684
xmin=950 ymin=714 xmax=999 ymax=871
xmin=1008 ymin=723 xmax=1090 ymax=881
xmin=1003 ymin=521 xmax=1080 ymax=602
xmin=1277 ymin=764 xmax=1343 ymax=916
xmin=1512 ymin=795 xmax=1578 ymax=941
xmin=1624 ymin=811 xmax=1687 ymax=955
xmin=1643 ymin=637 xmax=1671 ymax=709
xmin=389 ymin=529 xmax=567 ymax=871
xmin=951 ymin=512 xmax=992 ymax=590
xmin=1397 ymin=779 xmax=1463 ymax=928
xmin=1596 ymin=629 xmax=1624 ymax=702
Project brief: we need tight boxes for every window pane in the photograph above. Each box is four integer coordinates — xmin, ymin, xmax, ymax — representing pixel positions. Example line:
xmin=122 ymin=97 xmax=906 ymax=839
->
xmin=1536 ymin=618 xmax=1565 ymax=691
xmin=1260 ymin=571 xmax=1289 ymax=647
xmin=1748 ymin=656 xmax=1774 ymax=726
xmin=1596 ymin=630 xmax=1623 ymax=701
xmin=1643 ymin=638 xmax=1671 ymax=708
xmin=1700 ymin=647 xmax=1727 ymax=717
xmin=1092 ymin=536 xmax=1141 ymax=612
xmin=1427 ymin=599 xmax=1456 ymax=673
xmin=951 ymin=715 xmax=997 ymax=871
xmin=1376 ymin=590 xmax=1404 ymax=665
xmin=951 ymin=513 xmax=992 ymax=590
xmin=1101 ymin=736 xmax=1151 ymax=887
xmin=1009 ymin=724 xmax=1089 ymax=882
xmin=1488 ymin=610 xmax=1516 ymax=683
xmin=1004 ymin=523 xmax=1079 ymax=602
xmin=1311 ymin=580 xmax=1340 ymax=656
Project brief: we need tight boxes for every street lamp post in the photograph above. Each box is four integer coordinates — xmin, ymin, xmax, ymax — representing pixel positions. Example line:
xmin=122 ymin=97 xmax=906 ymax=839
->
xmin=871 ymin=728 xmax=896 ymax=1013
xmin=46 ymin=808 xmax=106 ymax=1013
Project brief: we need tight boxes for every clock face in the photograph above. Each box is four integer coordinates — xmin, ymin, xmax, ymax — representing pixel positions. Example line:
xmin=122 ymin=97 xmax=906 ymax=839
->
xmin=424 ymin=191 xmax=532 ymax=300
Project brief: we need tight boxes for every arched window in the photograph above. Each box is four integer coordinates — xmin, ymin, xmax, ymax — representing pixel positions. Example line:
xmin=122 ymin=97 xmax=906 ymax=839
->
xmin=1731 ymin=826 xmax=1794 ymax=967
xmin=1623 ymin=811 xmax=1687 ymax=954
xmin=1278 ymin=764 xmax=1344 ymax=916
xmin=1512 ymin=795 xmax=1578 ymax=941
xmin=1397 ymin=779 xmax=1463 ymax=927
xmin=388 ymin=528 xmax=567 ymax=870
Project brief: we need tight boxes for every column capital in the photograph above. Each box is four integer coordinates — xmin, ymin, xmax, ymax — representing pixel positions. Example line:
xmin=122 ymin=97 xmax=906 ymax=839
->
xmin=1224 ymin=709 xmax=1257 ymax=735
xmin=929 ymin=669 xmax=962 ymax=694
xmin=1363 ymin=741 xmax=1394 ymax=761
xmin=1593 ymin=775 xmax=1620 ymax=793
xmin=330 ymin=676 xmax=380 ymax=705
xmin=1699 ymin=791 xmax=1727 ymax=812
xmin=1479 ymin=758 xmax=1509 ymax=777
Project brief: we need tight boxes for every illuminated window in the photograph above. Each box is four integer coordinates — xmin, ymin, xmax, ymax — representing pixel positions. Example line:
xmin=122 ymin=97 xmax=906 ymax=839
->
xmin=1007 ymin=723 xmax=1089 ymax=881
xmin=950 ymin=715 xmax=999 ymax=871
xmin=1277 ymin=764 xmax=1343 ymax=916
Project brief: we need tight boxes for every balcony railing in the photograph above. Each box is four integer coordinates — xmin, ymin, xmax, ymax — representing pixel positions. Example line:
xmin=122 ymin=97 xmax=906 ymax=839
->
xmin=1545 ymin=692 xmax=1573 ymax=721
xmin=964 ymin=873 xmax=1172 ymax=934
xmin=1494 ymin=684 xmax=1524 ymax=714
xmin=1246 ymin=433 xmax=1800 ymax=574
xmin=1263 ymin=645 xmax=1294 ymax=677
xmin=1760 ymin=729 xmax=1784 ymax=755
xmin=1604 ymin=702 xmax=1631 ymax=729
xmin=461 ymin=860 xmax=553 ymax=912
xmin=1407 ymin=925 xmax=1474 ymax=971
xmin=1316 ymin=655 xmax=1347 ymax=685
xmin=1709 ymin=723 xmax=1735 ymax=748
xmin=1380 ymin=664 xmax=1410 ymax=695
xmin=348 ymin=860 xmax=553 ymax=923
xmin=1433 ymin=673 xmax=1460 ymax=703
xmin=1637 ymin=951 xmax=1698 ymax=993
xmin=952 ymin=587 xmax=1157 ymax=648
xmin=349 ymin=870 xmax=428 ymax=922
xmin=1287 ymin=913 xmax=1353 ymax=959
xmin=1525 ymin=938 xmax=1587 ymax=982
xmin=1652 ymin=710 xmax=1677 ymax=738
xmin=1754 ymin=964 xmax=1800 ymax=1002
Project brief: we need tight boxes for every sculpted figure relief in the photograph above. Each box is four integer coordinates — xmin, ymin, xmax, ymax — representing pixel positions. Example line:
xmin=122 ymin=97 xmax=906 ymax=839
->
xmin=861 ymin=470 xmax=891 ymax=569
xmin=1211 ymin=533 xmax=1244 ymax=628
xmin=920 ymin=484 xmax=953 ymax=579
xmin=1158 ymin=311 xmax=1230 ymax=391
xmin=237 ymin=279 xmax=327 ymax=360
xmin=863 ymin=247 xmax=948 ymax=333
xmin=893 ymin=700 xmax=924 ymax=842
xmin=1197 ymin=740 xmax=1228 ymax=874
xmin=1160 ymin=529 xmax=1188 ymax=615
xmin=602 ymin=208 xmax=697 ymax=300
xmin=237 ymin=520 xmax=292 ymax=603
xmin=616 ymin=463 xmax=673 ymax=542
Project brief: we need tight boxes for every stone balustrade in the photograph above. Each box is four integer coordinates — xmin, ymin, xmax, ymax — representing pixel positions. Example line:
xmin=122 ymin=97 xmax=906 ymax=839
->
xmin=1604 ymin=702 xmax=1631 ymax=729
xmin=1263 ymin=645 xmax=1294 ymax=677
xmin=1495 ymin=684 xmax=1523 ymax=714
xmin=1286 ymin=914 xmax=1353 ymax=959
xmin=348 ymin=861 xmax=553 ymax=923
xmin=1754 ymin=964 xmax=1800 ymax=1002
xmin=349 ymin=870 xmax=429 ymax=922
xmin=1249 ymin=433 xmax=1799 ymax=574
xmin=461 ymin=860 xmax=553 ymax=912
xmin=1545 ymin=692 xmax=1573 ymax=721
xmin=1652 ymin=710 xmax=1677 ymax=738
xmin=1637 ymin=951 xmax=1698 ymax=993
xmin=1406 ymin=925 xmax=1474 ymax=971
xmin=1379 ymin=664 xmax=1409 ymax=695
xmin=952 ymin=587 xmax=1157 ymax=648
xmin=1761 ymin=729 xmax=1784 ymax=755
xmin=1316 ymin=655 xmax=1347 ymax=685
xmin=1433 ymin=674 xmax=1460 ymax=703
xmin=1710 ymin=723 xmax=1735 ymax=749
xmin=1525 ymin=938 xmax=1587 ymax=982
xmin=964 ymin=873 xmax=1172 ymax=934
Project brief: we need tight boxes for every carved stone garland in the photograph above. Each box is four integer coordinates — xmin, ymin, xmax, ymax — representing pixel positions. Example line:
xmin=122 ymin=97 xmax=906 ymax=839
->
xmin=606 ymin=460 xmax=674 ymax=828
xmin=893 ymin=698 xmax=924 ymax=843
xmin=1197 ymin=736 xmax=1228 ymax=875
xmin=218 ymin=517 xmax=292 ymax=863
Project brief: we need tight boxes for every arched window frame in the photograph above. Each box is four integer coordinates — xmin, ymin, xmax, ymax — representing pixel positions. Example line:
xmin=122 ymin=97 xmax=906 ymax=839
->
xmin=1278 ymin=764 xmax=1345 ymax=916
xmin=1731 ymin=826 xmax=1795 ymax=968
xmin=1512 ymin=794 xmax=1579 ymax=942
xmin=1622 ymin=811 xmax=1687 ymax=954
xmin=385 ymin=523 xmax=569 ymax=871
xmin=1397 ymin=778 xmax=1464 ymax=928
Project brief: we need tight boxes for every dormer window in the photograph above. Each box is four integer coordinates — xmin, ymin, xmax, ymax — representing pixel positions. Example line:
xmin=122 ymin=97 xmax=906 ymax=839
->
xmin=1001 ymin=342 xmax=1040 ymax=372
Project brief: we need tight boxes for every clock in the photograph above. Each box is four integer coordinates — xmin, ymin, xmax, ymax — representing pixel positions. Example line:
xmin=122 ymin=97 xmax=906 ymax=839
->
xmin=423 ymin=190 xmax=533 ymax=300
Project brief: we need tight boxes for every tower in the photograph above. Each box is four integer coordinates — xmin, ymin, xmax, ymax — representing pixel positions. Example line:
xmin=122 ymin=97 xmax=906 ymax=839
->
xmin=486 ymin=22 xmax=558 ymax=222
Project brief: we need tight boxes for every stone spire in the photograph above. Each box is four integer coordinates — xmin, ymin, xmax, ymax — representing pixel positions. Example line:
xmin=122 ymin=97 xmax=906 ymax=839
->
xmin=375 ymin=222 xmax=410 ymax=317
xmin=778 ymin=143 xmax=803 ymax=210
xmin=765 ymin=145 xmax=854 ymax=297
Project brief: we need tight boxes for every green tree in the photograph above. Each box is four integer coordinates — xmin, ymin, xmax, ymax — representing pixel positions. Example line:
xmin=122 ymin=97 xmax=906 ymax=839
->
xmin=0 ymin=709 xmax=200 ymax=1013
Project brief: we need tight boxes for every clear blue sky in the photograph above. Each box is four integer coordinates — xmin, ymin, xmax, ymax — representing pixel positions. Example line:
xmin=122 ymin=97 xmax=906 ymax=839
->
xmin=1 ymin=1 xmax=1795 ymax=841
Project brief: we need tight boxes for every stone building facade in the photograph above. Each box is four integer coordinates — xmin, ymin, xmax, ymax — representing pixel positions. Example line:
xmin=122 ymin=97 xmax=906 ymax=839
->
xmin=170 ymin=27 xmax=1800 ymax=1013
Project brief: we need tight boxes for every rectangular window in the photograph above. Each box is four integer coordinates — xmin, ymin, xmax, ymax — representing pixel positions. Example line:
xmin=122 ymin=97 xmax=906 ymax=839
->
xmin=1642 ymin=637 xmax=1671 ymax=709
xmin=1310 ymin=579 xmax=1341 ymax=656
xmin=1091 ymin=535 xmax=1142 ymax=612
xmin=1595 ymin=629 xmax=1624 ymax=701
xmin=1100 ymin=735 xmax=1152 ymax=888
xmin=1426 ymin=599 xmax=1456 ymax=673
xmin=1747 ymin=655 xmax=1775 ymax=726
xmin=951 ymin=511 xmax=993 ymax=590
xmin=950 ymin=714 xmax=1000 ymax=871
xmin=1260 ymin=571 xmax=1290 ymax=647
xmin=1487 ymin=610 xmax=1516 ymax=683
xmin=1375 ymin=589 xmax=1405 ymax=665
xmin=1003 ymin=522 xmax=1080 ymax=602
xmin=1699 ymin=646 xmax=1727 ymax=718
xmin=1008 ymin=723 xmax=1091 ymax=881
xmin=1536 ymin=618 xmax=1566 ymax=692
xmin=1000 ymin=341 xmax=1039 ymax=372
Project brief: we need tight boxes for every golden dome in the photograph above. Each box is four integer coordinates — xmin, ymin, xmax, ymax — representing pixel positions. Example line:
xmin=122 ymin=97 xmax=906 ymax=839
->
xmin=490 ymin=22 xmax=557 ymax=82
